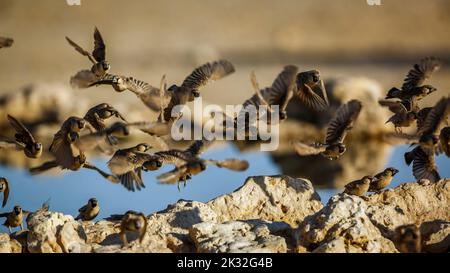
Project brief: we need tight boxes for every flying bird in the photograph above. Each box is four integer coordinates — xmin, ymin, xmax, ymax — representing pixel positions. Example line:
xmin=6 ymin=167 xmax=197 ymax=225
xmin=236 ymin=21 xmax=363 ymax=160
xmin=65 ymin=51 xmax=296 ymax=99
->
xmin=0 ymin=178 xmax=9 ymax=208
xmin=107 ymin=143 xmax=162 ymax=192
xmin=155 ymin=140 xmax=249 ymax=189
xmin=386 ymin=57 xmax=441 ymax=111
xmin=378 ymin=99 xmax=417 ymax=133
xmin=292 ymin=100 xmax=362 ymax=160
xmin=0 ymin=115 xmax=43 ymax=158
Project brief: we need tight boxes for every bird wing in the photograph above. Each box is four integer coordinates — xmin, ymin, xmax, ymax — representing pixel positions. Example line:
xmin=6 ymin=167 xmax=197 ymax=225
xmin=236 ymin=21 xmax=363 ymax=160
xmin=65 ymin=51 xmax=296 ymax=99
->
xmin=92 ymin=27 xmax=106 ymax=62
xmin=439 ymin=127 xmax=450 ymax=157
xmin=382 ymin=133 xmax=419 ymax=145
xmin=117 ymin=168 xmax=145 ymax=192
xmin=402 ymin=57 xmax=441 ymax=91
xmin=163 ymin=89 xmax=191 ymax=122
xmin=325 ymin=100 xmax=362 ymax=144
xmin=412 ymin=147 xmax=440 ymax=182
xmin=124 ymin=78 xmax=165 ymax=112
xmin=83 ymin=162 xmax=119 ymax=184
xmin=7 ymin=114 xmax=37 ymax=144
xmin=296 ymin=82 xmax=329 ymax=111
xmin=127 ymin=121 xmax=171 ymax=137
xmin=2 ymin=180 xmax=9 ymax=208
xmin=29 ymin=161 xmax=59 ymax=175
xmin=0 ymin=138 xmax=22 ymax=150
xmin=155 ymin=150 xmax=190 ymax=167
xmin=50 ymin=133 xmax=76 ymax=169
xmin=74 ymin=132 xmax=110 ymax=152
xmin=0 ymin=212 xmax=9 ymax=218
xmin=157 ymin=165 xmax=189 ymax=184
xmin=292 ymin=141 xmax=326 ymax=156
xmin=185 ymin=139 xmax=214 ymax=156
xmin=65 ymin=36 xmax=96 ymax=64
xmin=378 ymin=99 xmax=408 ymax=114
xmin=204 ymin=159 xmax=249 ymax=171
xmin=418 ymin=97 xmax=450 ymax=136
xmin=181 ymin=60 xmax=235 ymax=91
xmin=78 ymin=204 xmax=87 ymax=214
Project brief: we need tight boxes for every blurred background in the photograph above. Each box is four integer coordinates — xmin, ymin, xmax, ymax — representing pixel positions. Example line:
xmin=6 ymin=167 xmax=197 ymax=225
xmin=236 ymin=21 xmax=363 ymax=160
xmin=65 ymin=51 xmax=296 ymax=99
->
xmin=0 ymin=0 xmax=449 ymax=232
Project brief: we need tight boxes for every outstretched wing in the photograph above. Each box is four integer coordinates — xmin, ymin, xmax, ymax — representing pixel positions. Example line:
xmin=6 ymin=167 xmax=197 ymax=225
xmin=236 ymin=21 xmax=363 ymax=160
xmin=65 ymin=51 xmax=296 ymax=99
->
xmin=92 ymin=27 xmax=106 ymax=62
xmin=378 ymin=99 xmax=408 ymax=115
xmin=185 ymin=140 xmax=214 ymax=156
xmin=292 ymin=141 xmax=326 ymax=156
xmin=181 ymin=60 xmax=235 ymax=91
xmin=1 ymin=179 xmax=9 ymax=208
xmin=83 ymin=162 xmax=119 ymax=184
xmin=7 ymin=114 xmax=36 ymax=144
xmin=402 ymin=57 xmax=441 ymax=91
xmin=418 ymin=97 xmax=450 ymax=136
xmin=325 ymin=100 xmax=362 ymax=144
xmin=66 ymin=36 xmax=96 ymax=64
xmin=157 ymin=165 xmax=189 ymax=184
xmin=412 ymin=147 xmax=440 ymax=182
xmin=205 ymin=159 xmax=249 ymax=171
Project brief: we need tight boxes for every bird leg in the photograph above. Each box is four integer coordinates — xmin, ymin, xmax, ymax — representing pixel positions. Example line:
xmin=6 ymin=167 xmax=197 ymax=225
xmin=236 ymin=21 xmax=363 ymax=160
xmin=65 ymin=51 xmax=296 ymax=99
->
xmin=120 ymin=231 xmax=128 ymax=248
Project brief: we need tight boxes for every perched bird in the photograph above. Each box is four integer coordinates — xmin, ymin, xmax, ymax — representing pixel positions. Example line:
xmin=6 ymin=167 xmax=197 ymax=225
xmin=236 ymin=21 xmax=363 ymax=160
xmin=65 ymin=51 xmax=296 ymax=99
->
xmin=378 ymin=99 xmax=417 ymax=133
xmin=0 ymin=37 xmax=14 ymax=48
xmin=369 ymin=167 xmax=399 ymax=192
xmin=0 ymin=177 xmax=9 ymax=208
xmin=155 ymin=140 xmax=249 ymax=189
xmin=75 ymin=198 xmax=100 ymax=221
xmin=119 ymin=211 xmax=147 ymax=247
xmin=66 ymin=27 xmax=110 ymax=80
xmin=394 ymin=224 xmax=422 ymax=253
xmin=386 ymin=57 xmax=441 ymax=111
xmin=343 ymin=176 xmax=373 ymax=196
xmin=0 ymin=114 xmax=43 ymax=158
xmin=0 ymin=206 xmax=26 ymax=233
xmin=107 ymin=143 xmax=162 ymax=191
xmin=292 ymin=100 xmax=362 ymax=160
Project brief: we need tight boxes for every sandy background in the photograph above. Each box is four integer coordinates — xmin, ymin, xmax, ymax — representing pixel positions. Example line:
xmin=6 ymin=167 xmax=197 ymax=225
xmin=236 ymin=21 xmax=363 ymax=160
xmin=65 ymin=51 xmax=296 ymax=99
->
xmin=0 ymin=0 xmax=449 ymax=109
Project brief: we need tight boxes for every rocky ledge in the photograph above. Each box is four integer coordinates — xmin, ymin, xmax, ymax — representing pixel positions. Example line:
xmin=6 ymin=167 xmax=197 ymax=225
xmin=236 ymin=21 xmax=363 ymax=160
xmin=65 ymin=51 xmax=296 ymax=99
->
xmin=0 ymin=176 xmax=448 ymax=253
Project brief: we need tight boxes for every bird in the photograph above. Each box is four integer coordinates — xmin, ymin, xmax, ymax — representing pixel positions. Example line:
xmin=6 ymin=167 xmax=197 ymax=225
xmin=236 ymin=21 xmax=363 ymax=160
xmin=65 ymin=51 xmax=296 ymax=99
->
xmin=0 ymin=206 xmax=26 ymax=233
xmin=155 ymin=139 xmax=249 ymax=189
xmin=416 ymin=97 xmax=450 ymax=143
xmin=368 ymin=167 xmax=399 ymax=192
xmin=75 ymin=198 xmax=100 ymax=221
xmin=0 ymin=177 xmax=9 ymax=208
xmin=439 ymin=127 xmax=450 ymax=157
xmin=107 ymin=143 xmax=162 ymax=192
xmin=292 ymin=99 xmax=362 ymax=160
xmin=0 ymin=114 xmax=43 ymax=158
xmin=239 ymin=66 xmax=328 ymax=122
xmin=30 ymin=152 xmax=119 ymax=183
xmin=119 ymin=211 xmax=147 ymax=247
xmin=394 ymin=224 xmax=422 ymax=253
xmin=84 ymin=103 xmax=126 ymax=132
xmin=405 ymin=145 xmax=440 ymax=183
xmin=378 ymin=99 xmax=417 ymax=133
xmin=66 ymin=27 xmax=110 ymax=80
xmin=0 ymin=37 xmax=13 ymax=49
xmin=386 ymin=57 xmax=441 ymax=111
xmin=343 ymin=176 xmax=373 ymax=196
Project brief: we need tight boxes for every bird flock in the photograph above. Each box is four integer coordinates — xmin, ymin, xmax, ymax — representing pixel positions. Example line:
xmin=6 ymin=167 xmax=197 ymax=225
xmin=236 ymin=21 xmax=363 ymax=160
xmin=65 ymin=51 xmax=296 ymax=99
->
xmin=0 ymin=28 xmax=448 ymax=249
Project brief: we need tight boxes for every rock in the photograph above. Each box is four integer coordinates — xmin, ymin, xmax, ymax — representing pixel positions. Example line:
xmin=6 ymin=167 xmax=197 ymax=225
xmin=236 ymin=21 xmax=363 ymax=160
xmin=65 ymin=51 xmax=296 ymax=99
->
xmin=366 ymin=180 xmax=450 ymax=237
xmin=207 ymin=175 xmax=323 ymax=227
xmin=420 ymin=220 xmax=450 ymax=253
xmin=27 ymin=211 xmax=87 ymax=253
xmin=0 ymin=233 xmax=22 ymax=253
xmin=189 ymin=220 xmax=288 ymax=253
xmin=296 ymin=194 xmax=397 ymax=253
xmin=56 ymin=221 xmax=90 ymax=253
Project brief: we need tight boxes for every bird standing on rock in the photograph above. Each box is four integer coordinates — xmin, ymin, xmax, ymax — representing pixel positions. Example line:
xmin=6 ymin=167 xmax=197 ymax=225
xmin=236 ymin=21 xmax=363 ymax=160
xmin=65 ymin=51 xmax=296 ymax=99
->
xmin=369 ymin=167 xmax=399 ymax=192
xmin=75 ymin=198 xmax=100 ymax=221
xmin=0 ymin=115 xmax=43 ymax=159
xmin=394 ymin=224 xmax=422 ymax=253
xmin=343 ymin=176 xmax=373 ymax=196
xmin=0 ymin=178 xmax=9 ymax=208
xmin=292 ymin=100 xmax=362 ymax=160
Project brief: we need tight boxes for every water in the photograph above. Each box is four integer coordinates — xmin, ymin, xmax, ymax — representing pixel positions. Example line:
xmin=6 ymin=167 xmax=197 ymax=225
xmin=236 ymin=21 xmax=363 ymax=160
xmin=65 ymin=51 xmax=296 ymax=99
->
xmin=1 ymin=143 xmax=449 ymax=233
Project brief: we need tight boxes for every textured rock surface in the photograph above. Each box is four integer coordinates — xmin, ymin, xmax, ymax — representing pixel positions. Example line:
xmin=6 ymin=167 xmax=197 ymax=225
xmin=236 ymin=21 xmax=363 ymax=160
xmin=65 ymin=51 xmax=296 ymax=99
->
xmin=3 ymin=177 xmax=449 ymax=253
xmin=190 ymin=220 xmax=289 ymax=253
xmin=296 ymin=179 xmax=450 ymax=253
xmin=207 ymin=175 xmax=323 ymax=227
